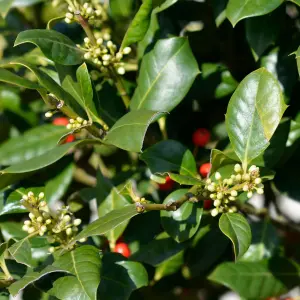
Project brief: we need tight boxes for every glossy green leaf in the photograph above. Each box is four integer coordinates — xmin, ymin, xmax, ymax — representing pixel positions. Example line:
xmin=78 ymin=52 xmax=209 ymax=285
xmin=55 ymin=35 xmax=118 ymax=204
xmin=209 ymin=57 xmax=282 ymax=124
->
xmin=97 ymin=253 xmax=148 ymax=300
xmin=226 ymin=0 xmax=283 ymax=27
xmin=45 ymin=162 xmax=74 ymax=205
xmin=184 ymin=225 xmax=229 ymax=278
xmin=99 ymin=188 xmax=130 ymax=245
xmin=11 ymin=61 xmax=86 ymax=119
xmin=0 ymin=125 xmax=68 ymax=166
xmin=0 ymin=68 xmax=41 ymax=90
xmin=62 ymin=64 xmax=103 ymax=124
xmin=141 ymin=140 xmax=197 ymax=177
xmin=241 ymin=221 xmax=279 ymax=261
xmin=121 ymin=0 xmax=153 ymax=49
xmin=210 ymin=149 xmax=238 ymax=176
xmin=0 ymin=139 xmax=100 ymax=190
xmin=104 ymin=110 xmax=165 ymax=152
xmin=130 ymin=37 xmax=199 ymax=112
xmin=110 ymin=0 xmax=134 ymax=19
xmin=219 ymin=213 xmax=251 ymax=260
xmin=154 ymin=0 xmax=178 ymax=12
xmin=53 ymin=246 xmax=101 ymax=300
xmin=212 ymin=0 xmax=228 ymax=27
xmin=8 ymin=237 xmax=32 ymax=267
xmin=209 ymin=257 xmax=300 ymax=299
xmin=48 ymin=276 xmax=89 ymax=300
xmin=161 ymin=189 xmax=203 ymax=242
xmin=0 ymin=0 xmax=13 ymax=17
xmin=131 ymin=232 xmax=187 ymax=266
xmin=225 ymin=68 xmax=287 ymax=169
xmin=154 ymin=251 xmax=183 ymax=281
xmin=75 ymin=205 xmax=139 ymax=241
xmin=15 ymin=30 xmax=83 ymax=65
xmin=8 ymin=265 xmax=67 ymax=296
xmin=168 ymin=173 xmax=202 ymax=185
xmin=246 ymin=9 xmax=282 ymax=59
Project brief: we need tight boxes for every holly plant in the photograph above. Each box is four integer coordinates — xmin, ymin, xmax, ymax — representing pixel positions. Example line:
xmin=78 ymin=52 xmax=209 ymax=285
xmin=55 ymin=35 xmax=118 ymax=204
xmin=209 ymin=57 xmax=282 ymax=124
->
xmin=0 ymin=0 xmax=300 ymax=299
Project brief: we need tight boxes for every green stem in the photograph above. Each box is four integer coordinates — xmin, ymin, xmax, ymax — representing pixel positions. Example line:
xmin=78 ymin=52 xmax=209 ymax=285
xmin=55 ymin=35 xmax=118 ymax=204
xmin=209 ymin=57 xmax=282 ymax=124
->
xmin=0 ymin=259 xmax=12 ymax=280
xmin=75 ymin=13 xmax=97 ymax=45
xmin=109 ymin=68 xmax=130 ymax=109
xmin=158 ymin=116 xmax=168 ymax=140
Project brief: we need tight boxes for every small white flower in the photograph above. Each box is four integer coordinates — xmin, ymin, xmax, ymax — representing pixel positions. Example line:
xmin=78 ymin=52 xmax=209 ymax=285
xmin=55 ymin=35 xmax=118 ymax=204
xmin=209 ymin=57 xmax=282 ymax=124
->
xmin=66 ymin=228 xmax=72 ymax=236
xmin=123 ymin=47 xmax=131 ymax=54
xmin=217 ymin=192 xmax=223 ymax=200
xmin=257 ymin=188 xmax=264 ymax=195
xmin=243 ymin=185 xmax=249 ymax=191
xmin=214 ymin=200 xmax=221 ymax=207
xmin=231 ymin=190 xmax=238 ymax=197
xmin=211 ymin=208 xmax=219 ymax=217
xmin=73 ymin=219 xmax=82 ymax=226
xmin=255 ymin=178 xmax=262 ymax=184
xmin=234 ymin=164 xmax=241 ymax=173
xmin=247 ymin=191 xmax=253 ymax=198
xmin=215 ymin=172 xmax=221 ymax=180
xmin=38 ymin=192 xmax=45 ymax=199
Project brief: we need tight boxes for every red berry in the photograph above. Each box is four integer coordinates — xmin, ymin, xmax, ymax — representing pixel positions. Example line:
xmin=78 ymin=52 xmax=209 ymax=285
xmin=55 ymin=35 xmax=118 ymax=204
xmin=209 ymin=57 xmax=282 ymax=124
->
xmin=65 ymin=134 xmax=75 ymax=143
xmin=52 ymin=117 xmax=69 ymax=126
xmin=192 ymin=128 xmax=210 ymax=147
xmin=199 ymin=162 xmax=211 ymax=178
xmin=158 ymin=176 xmax=174 ymax=191
xmin=203 ymin=199 xmax=212 ymax=210
xmin=114 ymin=242 xmax=131 ymax=258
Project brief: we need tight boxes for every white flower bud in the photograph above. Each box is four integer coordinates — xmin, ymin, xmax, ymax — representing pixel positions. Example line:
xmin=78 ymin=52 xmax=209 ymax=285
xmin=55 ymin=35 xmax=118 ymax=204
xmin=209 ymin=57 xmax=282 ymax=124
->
xmin=97 ymin=38 xmax=103 ymax=45
xmin=28 ymin=191 xmax=34 ymax=197
xmin=217 ymin=192 xmax=223 ymax=200
xmin=24 ymin=220 xmax=31 ymax=226
xmin=210 ymin=193 xmax=216 ymax=199
xmin=45 ymin=111 xmax=53 ymax=118
xmin=65 ymin=18 xmax=71 ymax=24
xmin=234 ymin=164 xmax=242 ymax=173
xmin=117 ymin=67 xmax=125 ymax=75
xmin=116 ymin=52 xmax=123 ymax=60
xmin=206 ymin=178 xmax=212 ymax=184
xmin=29 ymin=213 xmax=35 ymax=220
xmin=102 ymin=54 xmax=111 ymax=61
xmin=211 ymin=208 xmax=219 ymax=217
xmin=68 ymin=6 xmax=73 ymax=12
xmin=207 ymin=185 xmax=215 ymax=192
xmin=227 ymin=178 xmax=233 ymax=185
xmin=63 ymin=215 xmax=71 ymax=222
xmin=73 ymin=219 xmax=82 ymax=226
xmin=243 ymin=185 xmax=249 ymax=191
xmin=38 ymin=192 xmax=45 ymax=199
xmin=66 ymin=12 xmax=73 ymax=19
xmin=86 ymin=7 xmax=93 ymax=14
xmin=84 ymin=52 xmax=91 ymax=60
xmin=66 ymin=228 xmax=72 ymax=235
xmin=214 ymin=200 xmax=221 ymax=207
xmin=79 ymin=238 xmax=87 ymax=243
xmin=242 ymin=173 xmax=250 ymax=181
xmin=66 ymin=124 xmax=72 ymax=130
xmin=249 ymin=165 xmax=258 ymax=172
xmin=107 ymin=41 xmax=113 ymax=47
xmin=41 ymin=225 xmax=47 ymax=232
xmin=22 ymin=225 xmax=29 ymax=231
xmin=28 ymin=227 xmax=35 ymax=234
xmin=229 ymin=196 xmax=236 ymax=201
xmin=231 ymin=190 xmax=238 ymax=197
xmin=257 ymin=188 xmax=264 ymax=195
xmin=123 ymin=47 xmax=131 ymax=54
xmin=46 ymin=219 xmax=52 ymax=224
xmin=49 ymin=247 xmax=55 ymax=253
xmin=39 ymin=201 xmax=47 ymax=207
xmin=215 ymin=172 xmax=221 ymax=180
xmin=247 ymin=191 xmax=253 ymax=198
xmin=255 ymin=178 xmax=262 ymax=185
xmin=22 ymin=195 xmax=28 ymax=201
xmin=76 ymin=117 xmax=83 ymax=123
xmin=103 ymin=33 xmax=111 ymax=40
xmin=37 ymin=216 xmax=43 ymax=223
xmin=95 ymin=9 xmax=102 ymax=16
xmin=235 ymin=174 xmax=242 ymax=181
xmin=69 ymin=118 xmax=74 ymax=124
xmin=223 ymin=179 xmax=228 ymax=184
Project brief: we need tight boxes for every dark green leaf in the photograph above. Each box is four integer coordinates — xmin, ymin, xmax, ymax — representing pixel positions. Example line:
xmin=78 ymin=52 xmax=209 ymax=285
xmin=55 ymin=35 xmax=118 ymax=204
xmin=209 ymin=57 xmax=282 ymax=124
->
xmin=168 ymin=173 xmax=202 ymax=185
xmin=97 ymin=253 xmax=148 ymax=300
xmin=53 ymin=246 xmax=101 ymax=300
xmin=104 ymin=110 xmax=165 ymax=152
xmin=8 ymin=237 xmax=32 ymax=267
xmin=8 ymin=265 xmax=67 ymax=297
xmin=45 ymin=162 xmax=74 ymax=205
xmin=209 ymin=257 xmax=300 ymax=299
xmin=140 ymin=140 xmax=197 ymax=177
xmin=110 ymin=0 xmax=134 ymax=19
xmin=130 ymin=37 xmax=199 ymax=112
xmin=0 ymin=125 xmax=68 ymax=166
xmin=15 ymin=30 xmax=83 ymax=65
xmin=219 ymin=213 xmax=251 ymax=260
xmin=225 ymin=68 xmax=287 ymax=169
xmin=154 ymin=0 xmax=178 ymax=12
xmin=161 ymin=189 xmax=203 ymax=242
xmin=121 ymin=0 xmax=153 ymax=49
xmin=0 ymin=68 xmax=41 ymax=90
xmin=226 ymin=0 xmax=283 ymax=27
xmin=75 ymin=205 xmax=139 ymax=241
xmin=131 ymin=232 xmax=187 ymax=266
xmin=210 ymin=149 xmax=239 ymax=176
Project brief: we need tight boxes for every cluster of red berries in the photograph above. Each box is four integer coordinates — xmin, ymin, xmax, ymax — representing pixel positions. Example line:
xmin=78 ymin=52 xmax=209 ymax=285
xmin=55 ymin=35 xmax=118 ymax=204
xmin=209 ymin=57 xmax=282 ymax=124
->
xmin=113 ymin=242 xmax=131 ymax=258
xmin=52 ymin=117 xmax=75 ymax=143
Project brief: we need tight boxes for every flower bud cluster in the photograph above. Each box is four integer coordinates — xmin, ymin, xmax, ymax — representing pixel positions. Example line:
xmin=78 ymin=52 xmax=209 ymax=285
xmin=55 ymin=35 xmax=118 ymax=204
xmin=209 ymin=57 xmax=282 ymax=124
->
xmin=79 ymin=37 xmax=131 ymax=75
xmin=65 ymin=1 xmax=108 ymax=27
xmin=66 ymin=117 xmax=89 ymax=131
xmin=21 ymin=191 xmax=85 ymax=253
xmin=203 ymin=164 xmax=264 ymax=217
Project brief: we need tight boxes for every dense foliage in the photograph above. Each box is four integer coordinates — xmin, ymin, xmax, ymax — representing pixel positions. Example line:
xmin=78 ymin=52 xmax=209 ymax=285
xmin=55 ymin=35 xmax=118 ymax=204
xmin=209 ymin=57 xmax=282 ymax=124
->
xmin=0 ymin=0 xmax=300 ymax=299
